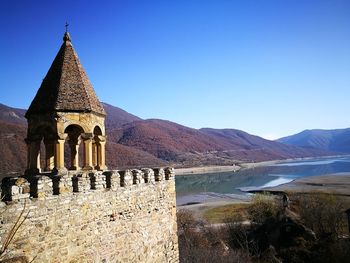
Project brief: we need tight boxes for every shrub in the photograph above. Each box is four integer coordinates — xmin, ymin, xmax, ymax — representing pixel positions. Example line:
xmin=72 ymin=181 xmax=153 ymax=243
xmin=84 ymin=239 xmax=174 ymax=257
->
xmin=177 ymin=209 xmax=252 ymax=263
xmin=226 ymin=222 xmax=250 ymax=250
xmin=247 ymin=193 xmax=278 ymax=224
xmin=296 ymin=193 xmax=346 ymax=239
xmin=177 ymin=209 xmax=197 ymax=233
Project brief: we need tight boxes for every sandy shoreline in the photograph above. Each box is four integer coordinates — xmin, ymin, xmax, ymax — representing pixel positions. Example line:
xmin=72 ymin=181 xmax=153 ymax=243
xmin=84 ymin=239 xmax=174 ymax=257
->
xmin=262 ymin=172 xmax=350 ymax=196
xmin=175 ymin=165 xmax=241 ymax=175
xmin=175 ymin=155 xmax=348 ymax=176
xmin=175 ymin=160 xmax=281 ymax=176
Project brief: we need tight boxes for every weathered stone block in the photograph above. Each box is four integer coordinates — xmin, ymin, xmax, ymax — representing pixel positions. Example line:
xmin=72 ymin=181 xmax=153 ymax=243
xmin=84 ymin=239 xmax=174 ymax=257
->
xmin=35 ymin=176 xmax=53 ymax=199
xmin=1 ymin=177 xmax=31 ymax=201
xmin=132 ymin=169 xmax=144 ymax=185
xmin=119 ymin=170 xmax=132 ymax=187
xmin=72 ymin=173 xmax=90 ymax=192
xmin=154 ymin=168 xmax=165 ymax=182
xmin=165 ymin=167 xmax=175 ymax=180
xmin=103 ymin=171 xmax=120 ymax=190
xmin=142 ymin=168 xmax=155 ymax=183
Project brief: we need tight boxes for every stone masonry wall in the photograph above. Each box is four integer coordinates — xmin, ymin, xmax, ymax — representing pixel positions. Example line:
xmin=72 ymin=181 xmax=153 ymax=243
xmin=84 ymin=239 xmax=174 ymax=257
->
xmin=0 ymin=168 xmax=179 ymax=263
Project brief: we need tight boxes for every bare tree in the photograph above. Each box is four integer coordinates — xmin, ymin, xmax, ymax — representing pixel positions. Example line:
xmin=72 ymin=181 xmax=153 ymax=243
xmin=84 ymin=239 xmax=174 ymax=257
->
xmin=0 ymin=200 xmax=30 ymax=260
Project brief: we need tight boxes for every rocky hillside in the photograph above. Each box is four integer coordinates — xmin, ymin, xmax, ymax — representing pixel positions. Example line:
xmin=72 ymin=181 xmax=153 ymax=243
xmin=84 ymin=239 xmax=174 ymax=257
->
xmin=277 ymin=128 xmax=350 ymax=153
xmin=0 ymin=103 xmax=336 ymax=177
xmin=0 ymin=120 xmax=27 ymax=176
xmin=108 ymin=121 xmax=333 ymax=167
xmin=0 ymin=103 xmax=26 ymax=125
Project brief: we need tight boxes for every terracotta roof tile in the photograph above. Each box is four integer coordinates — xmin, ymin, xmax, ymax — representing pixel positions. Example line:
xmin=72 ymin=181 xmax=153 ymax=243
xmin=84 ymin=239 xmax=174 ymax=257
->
xmin=26 ymin=32 xmax=106 ymax=117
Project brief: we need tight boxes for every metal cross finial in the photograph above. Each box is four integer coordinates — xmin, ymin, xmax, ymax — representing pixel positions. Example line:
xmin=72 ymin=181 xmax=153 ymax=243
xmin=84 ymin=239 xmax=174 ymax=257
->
xmin=65 ymin=22 xmax=69 ymax=32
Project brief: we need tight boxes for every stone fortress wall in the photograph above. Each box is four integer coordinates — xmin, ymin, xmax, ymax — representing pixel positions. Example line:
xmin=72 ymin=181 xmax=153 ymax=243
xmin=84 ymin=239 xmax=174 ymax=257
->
xmin=0 ymin=168 xmax=179 ymax=262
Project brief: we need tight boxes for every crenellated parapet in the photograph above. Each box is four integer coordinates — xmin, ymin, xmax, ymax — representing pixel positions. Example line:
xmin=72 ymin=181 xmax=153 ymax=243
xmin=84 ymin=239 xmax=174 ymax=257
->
xmin=0 ymin=167 xmax=175 ymax=202
xmin=0 ymin=166 xmax=178 ymax=262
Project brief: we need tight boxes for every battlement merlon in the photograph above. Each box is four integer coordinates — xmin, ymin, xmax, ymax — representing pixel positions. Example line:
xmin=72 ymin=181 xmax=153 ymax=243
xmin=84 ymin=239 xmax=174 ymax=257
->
xmin=0 ymin=167 xmax=175 ymax=202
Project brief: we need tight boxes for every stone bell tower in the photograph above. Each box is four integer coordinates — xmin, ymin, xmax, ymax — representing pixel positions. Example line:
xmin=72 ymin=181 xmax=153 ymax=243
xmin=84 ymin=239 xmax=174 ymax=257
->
xmin=25 ymin=31 xmax=107 ymax=174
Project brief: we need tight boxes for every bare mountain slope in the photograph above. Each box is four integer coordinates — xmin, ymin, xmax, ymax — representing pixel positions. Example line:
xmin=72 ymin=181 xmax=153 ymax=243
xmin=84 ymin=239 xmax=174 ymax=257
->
xmin=108 ymin=119 xmax=227 ymax=161
xmin=0 ymin=121 xmax=27 ymax=176
xmin=109 ymin=121 xmax=334 ymax=166
xmin=102 ymin=102 xmax=142 ymax=129
xmin=277 ymin=128 xmax=350 ymax=153
xmin=0 ymin=103 xmax=26 ymax=125
xmin=0 ymin=102 xmax=338 ymax=177
xmin=200 ymin=128 xmax=334 ymax=160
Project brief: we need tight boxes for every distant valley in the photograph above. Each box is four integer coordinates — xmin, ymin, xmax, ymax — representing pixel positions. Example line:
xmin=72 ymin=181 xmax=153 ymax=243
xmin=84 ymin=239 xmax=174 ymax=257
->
xmin=0 ymin=102 xmax=341 ymax=177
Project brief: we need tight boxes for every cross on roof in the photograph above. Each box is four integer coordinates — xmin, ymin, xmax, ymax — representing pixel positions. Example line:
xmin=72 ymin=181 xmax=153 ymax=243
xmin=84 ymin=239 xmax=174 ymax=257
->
xmin=65 ymin=22 xmax=69 ymax=32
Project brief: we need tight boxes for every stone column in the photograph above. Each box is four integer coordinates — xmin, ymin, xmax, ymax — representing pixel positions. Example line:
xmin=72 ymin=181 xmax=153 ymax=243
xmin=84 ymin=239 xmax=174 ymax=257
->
xmin=25 ymin=138 xmax=41 ymax=174
xmin=95 ymin=135 xmax=107 ymax=171
xmin=92 ymin=141 xmax=97 ymax=169
xmin=25 ymin=138 xmax=31 ymax=170
xmin=34 ymin=141 xmax=41 ymax=173
xmin=44 ymin=140 xmax=55 ymax=171
xmin=53 ymin=134 xmax=67 ymax=174
xmin=82 ymin=133 xmax=93 ymax=170
xmin=69 ymin=137 xmax=81 ymax=170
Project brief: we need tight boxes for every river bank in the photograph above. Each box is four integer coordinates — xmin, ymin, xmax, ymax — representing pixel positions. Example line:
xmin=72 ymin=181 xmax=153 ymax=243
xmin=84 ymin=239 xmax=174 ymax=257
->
xmin=178 ymin=172 xmax=350 ymax=221
xmin=175 ymin=165 xmax=241 ymax=176
xmin=261 ymin=172 xmax=350 ymax=196
xmin=176 ymin=155 xmax=350 ymax=220
xmin=175 ymin=155 xmax=346 ymax=176
xmin=175 ymin=159 xmax=281 ymax=175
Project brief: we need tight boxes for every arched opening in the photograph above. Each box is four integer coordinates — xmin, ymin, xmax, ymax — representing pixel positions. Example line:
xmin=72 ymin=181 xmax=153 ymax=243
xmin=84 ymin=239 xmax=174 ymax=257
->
xmin=41 ymin=126 xmax=56 ymax=172
xmin=64 ymin=125 xmax=84 ymax=170
xmin=26 ymin=125 xmax=56 ymax=173
xmin=93 ymin=126 xmax=102 ymax=136
xmin=92 ymin=126 xmax=106 ymax=170
xmin=26 ymin=122 xmax=106 ymax=174
xmin=93 ymin=126 xmax=102 ymax=169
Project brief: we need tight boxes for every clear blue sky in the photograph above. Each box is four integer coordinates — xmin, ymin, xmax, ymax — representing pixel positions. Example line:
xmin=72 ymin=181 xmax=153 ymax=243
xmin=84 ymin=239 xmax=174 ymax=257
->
xmin=1 ymin=0 xmax=349 ymax=139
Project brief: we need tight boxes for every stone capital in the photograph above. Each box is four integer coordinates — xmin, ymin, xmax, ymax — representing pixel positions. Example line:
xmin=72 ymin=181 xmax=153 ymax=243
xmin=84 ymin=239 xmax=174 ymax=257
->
xmin=96 ymin=135 xmax=107 ymax=143
xmin=57 ymin=133 xmax=68 ymax=141
xmin=81 ymin=133 xmax=94 ymax=140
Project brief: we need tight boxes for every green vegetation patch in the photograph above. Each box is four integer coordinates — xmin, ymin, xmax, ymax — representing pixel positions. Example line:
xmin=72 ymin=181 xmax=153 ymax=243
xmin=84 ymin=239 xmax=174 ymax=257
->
xmin=203 ymin=203 xmax=250 ymax=224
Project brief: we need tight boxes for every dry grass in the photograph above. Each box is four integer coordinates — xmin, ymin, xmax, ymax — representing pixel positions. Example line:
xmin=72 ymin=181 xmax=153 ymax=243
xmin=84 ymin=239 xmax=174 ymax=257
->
xmin=203 ymin=203 xmax=250 ymax=224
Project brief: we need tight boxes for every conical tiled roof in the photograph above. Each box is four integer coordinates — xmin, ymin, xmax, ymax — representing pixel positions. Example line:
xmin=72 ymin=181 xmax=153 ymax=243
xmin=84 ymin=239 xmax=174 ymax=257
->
xmin=26 ymin=32 xmax=106 ymax=117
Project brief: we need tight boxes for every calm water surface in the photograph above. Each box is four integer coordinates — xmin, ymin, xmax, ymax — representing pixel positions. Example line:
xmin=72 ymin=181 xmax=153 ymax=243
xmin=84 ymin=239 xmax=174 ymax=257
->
xmin=175 ymin=156 xmax=350 ymax=205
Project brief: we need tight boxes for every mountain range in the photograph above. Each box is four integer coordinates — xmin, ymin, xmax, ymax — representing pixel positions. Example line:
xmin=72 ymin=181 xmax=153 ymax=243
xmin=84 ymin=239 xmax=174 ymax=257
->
xmin=277 ymin=128 xmax=350 ymax=153
xmin=0 ymin=102 xmax=341 ymax=177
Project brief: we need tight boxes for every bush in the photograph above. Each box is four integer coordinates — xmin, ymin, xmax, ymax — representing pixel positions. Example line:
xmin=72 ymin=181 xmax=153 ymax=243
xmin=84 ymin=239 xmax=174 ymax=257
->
xmin=177 ymin=209 xmax=198 ymax=233
xmin=177 ymin=209 xmax=252 ymax=263
xmin=247 ymin=193 xmax=278 ymax=224
xmin=177 ymin=192 xmax=349 ymax=263
xmin=226 ymin=222 xmax=250 ymax=250
xmin=296 ymin=193 xmax=346 ymax=239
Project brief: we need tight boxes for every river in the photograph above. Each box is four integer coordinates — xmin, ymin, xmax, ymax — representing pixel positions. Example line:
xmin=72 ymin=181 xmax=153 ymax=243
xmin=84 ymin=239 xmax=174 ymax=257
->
xmin=175 ymin=156 xmax=350 ymax=205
